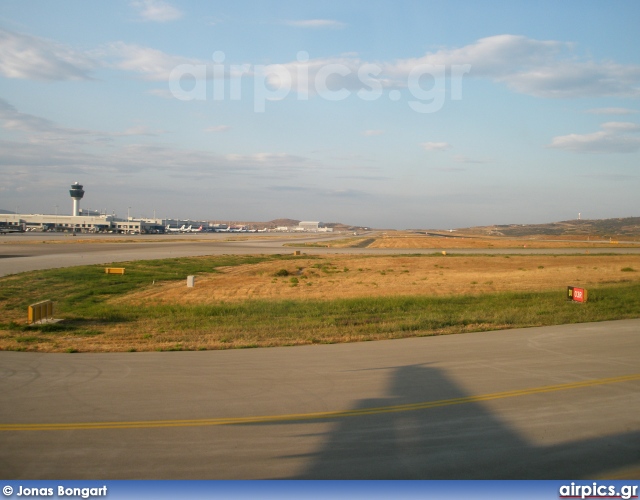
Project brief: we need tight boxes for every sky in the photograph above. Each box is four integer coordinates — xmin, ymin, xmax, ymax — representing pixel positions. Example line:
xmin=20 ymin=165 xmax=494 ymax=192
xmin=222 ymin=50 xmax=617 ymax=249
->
xmin=0 ymin=0 xmax=639 ymax=229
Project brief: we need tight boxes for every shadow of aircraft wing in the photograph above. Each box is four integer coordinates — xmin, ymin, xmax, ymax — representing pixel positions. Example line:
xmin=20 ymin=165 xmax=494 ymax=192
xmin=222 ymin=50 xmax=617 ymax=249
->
xmin=285 ymin=364 xmax=640 ymax=479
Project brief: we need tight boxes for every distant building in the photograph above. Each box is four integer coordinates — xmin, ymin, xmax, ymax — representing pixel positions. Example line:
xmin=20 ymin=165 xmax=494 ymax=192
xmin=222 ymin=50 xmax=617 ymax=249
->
xmin=296 ymin=221 xmax=333 ymax=232
xmin=3 ymin=183 xmax=175 ymax=234
xmin=0 ymin=213 xmax=169 ymax=234
xmin=1 ymin=213 xmax=114 ymax=232
xmin=298 ymin=221 xmax=320 ymax=231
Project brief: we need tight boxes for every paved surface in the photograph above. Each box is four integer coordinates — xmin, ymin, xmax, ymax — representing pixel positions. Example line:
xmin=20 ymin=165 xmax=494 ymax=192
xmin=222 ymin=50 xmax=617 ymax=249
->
xmin=2 ymin=233 xmax=639 ymax=478
xmin=2 ymin=232 xmax=640 ymax=277
xmin=1 ymin=319 xmax=639 ymax=479
xmin=0 ymin=233 xmax=329 ymax=276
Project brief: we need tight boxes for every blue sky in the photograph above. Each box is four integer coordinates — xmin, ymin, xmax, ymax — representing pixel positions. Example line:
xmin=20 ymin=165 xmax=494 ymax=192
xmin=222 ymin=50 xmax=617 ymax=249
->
xmin=1 ymin=0 xmax=639 ymax=229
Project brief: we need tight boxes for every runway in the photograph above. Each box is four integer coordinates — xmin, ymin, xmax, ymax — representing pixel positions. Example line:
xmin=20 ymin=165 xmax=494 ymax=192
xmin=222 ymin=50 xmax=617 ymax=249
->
xmin=0 ymin=233 xmax=329 ymax=276
xmin=2 ymin=232 xmax=640 ymax=277
xmin=1 ymin=319 xmax=639 ymax=479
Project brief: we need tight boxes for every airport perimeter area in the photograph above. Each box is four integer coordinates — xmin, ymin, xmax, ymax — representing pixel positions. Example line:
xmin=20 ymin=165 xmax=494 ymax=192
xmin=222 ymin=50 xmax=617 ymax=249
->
xmin=1 ymin=232 xmax=639 ymax=479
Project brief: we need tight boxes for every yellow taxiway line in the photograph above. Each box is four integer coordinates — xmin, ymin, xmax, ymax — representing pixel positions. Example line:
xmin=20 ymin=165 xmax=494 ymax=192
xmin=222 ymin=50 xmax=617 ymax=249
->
xmin=2 ymin=373 xmax=639 ymax=432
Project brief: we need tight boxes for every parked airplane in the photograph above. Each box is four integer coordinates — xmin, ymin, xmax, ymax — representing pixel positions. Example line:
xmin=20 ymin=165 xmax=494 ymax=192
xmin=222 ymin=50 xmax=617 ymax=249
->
xmin=187 ymin=225 xmax=204 ymax=233
xmin=165 ymin=224 xmax=186 ymax=233
xmin=0 ymin=223 xmax=25 ymax=234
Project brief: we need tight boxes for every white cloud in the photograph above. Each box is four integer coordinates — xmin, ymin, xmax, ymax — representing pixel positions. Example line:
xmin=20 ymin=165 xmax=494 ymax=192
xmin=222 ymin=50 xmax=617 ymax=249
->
xmin=0 ymin=28 xmax=97 ymax=81
xmin=205 ymin=16 xmax=226 ymax=26
xmin=453 ymin=154 xmax=489 ymax=164
xmin=223 ymin=152 xmax=314 ymax=170
xmin=0 ymin=31 xmax=344 ymax=97
xmin=549 ymin=122 xmax=640 ymax=153
xmin=263 ymin=54 xmax=375 ymax=97
xmin=269 ymin=34 xmax=640 ymax=100
xmin=100 ymin=41 xmax=203 ymax=81
xmin=117 ymin=125 xmax=164 ymax=137
xmin=205 ymin=125 xmax=231 ymax=133
xmin=130 ymin=0 xmax=183 ymax=22
xmin=500 ymin=60 xmax=640 ymax=98
xmin=0 ymin=100 xmax=316 ymax=179
xmin=362 ymin=130 xmax=384 ymax=136
xmin=421 ymin=142 xmax=451 ymax=151
xmin=601 ymin=121 xmax=640 ymax=132
xmin=586 ymin=107 xmax=638 ymax=115
xmin=388 ymin=34 xmax=566 ymax=79
xmin=3 ymin=28 xmax=638 ymax=103
xmin=283 ymin=19 xmax=346 ymax=29
xmin=0 ymin=136 xmax=316 ymax=183
xmin=0 ymin=98 xmax=92 ymax=141
xmin=384 ymin=34 xmax=640 ymax=99
xmin=0 ymin=98 xmax=163 ymax=147
xmin=432 ymin=166 xmax=465 ymax=172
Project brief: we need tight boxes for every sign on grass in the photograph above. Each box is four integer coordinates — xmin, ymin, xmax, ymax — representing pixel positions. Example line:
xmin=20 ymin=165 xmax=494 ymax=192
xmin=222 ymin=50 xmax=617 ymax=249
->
xmin=567 ymin=286 xmax=588 ymax=303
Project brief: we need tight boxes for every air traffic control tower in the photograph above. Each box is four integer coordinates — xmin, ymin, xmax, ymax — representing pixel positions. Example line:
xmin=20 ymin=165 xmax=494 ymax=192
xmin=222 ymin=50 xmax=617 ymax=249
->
xmin=69 ymin=182 xmax=85 ymax=216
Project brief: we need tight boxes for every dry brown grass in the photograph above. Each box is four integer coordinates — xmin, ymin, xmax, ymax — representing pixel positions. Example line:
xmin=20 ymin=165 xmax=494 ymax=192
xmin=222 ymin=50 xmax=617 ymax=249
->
xmin=113 ymin=254 xmax=640 ymax=305
xmin=369 ymin=235 xmax=637 ymax=249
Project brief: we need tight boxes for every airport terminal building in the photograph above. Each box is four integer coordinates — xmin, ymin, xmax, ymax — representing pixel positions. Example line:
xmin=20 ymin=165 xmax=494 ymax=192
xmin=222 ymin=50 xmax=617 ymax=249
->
xmin=2 ymin=183 xmax=334 ymax=234
xmin=1 ymin=212 xmax=169 ymax=234
xmin=1 ymin=183 xmax=166 ymax=234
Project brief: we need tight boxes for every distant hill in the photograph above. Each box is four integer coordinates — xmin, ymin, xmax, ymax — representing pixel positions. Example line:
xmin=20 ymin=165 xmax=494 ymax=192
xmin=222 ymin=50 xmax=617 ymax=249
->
xmin=206 ymin=218 xmax=366 ymax=231
xmin=0 ymin=209 xmax=15 ymax=214
xmin=267 ymin=218 xmax=300 ymax=227
xmin=453 ymin=217 xmax=640 ymax=240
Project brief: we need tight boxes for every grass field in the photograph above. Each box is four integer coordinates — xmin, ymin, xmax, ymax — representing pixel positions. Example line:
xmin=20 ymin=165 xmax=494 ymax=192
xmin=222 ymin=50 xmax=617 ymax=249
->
xmin=286 ymin=233 xmax=640 ymax=249
xmin=368 ymin=235 xmax=638 ymax=249
xmin=1 ymin=253 xmax=640 ymax=352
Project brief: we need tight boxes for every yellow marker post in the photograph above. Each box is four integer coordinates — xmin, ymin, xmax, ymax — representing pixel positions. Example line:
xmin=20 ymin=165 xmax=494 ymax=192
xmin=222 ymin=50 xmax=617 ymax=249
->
xmin=105 ymin=267 xmax=125 ymax=274
xmin=28 ymin=300 xmax=54 ymax=324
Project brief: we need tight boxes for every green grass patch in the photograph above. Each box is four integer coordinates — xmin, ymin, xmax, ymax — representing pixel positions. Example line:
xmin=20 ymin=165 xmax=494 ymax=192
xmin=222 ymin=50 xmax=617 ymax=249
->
xmin=2 ymin=253 xmax=640 ymax=352
xmin=110 ymin=283 xmax=640 ymax=348
xmin=7 ymin=282 xmax=639 ymax=352
xmin=0 ymin=254 xmax=284 ymax=317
